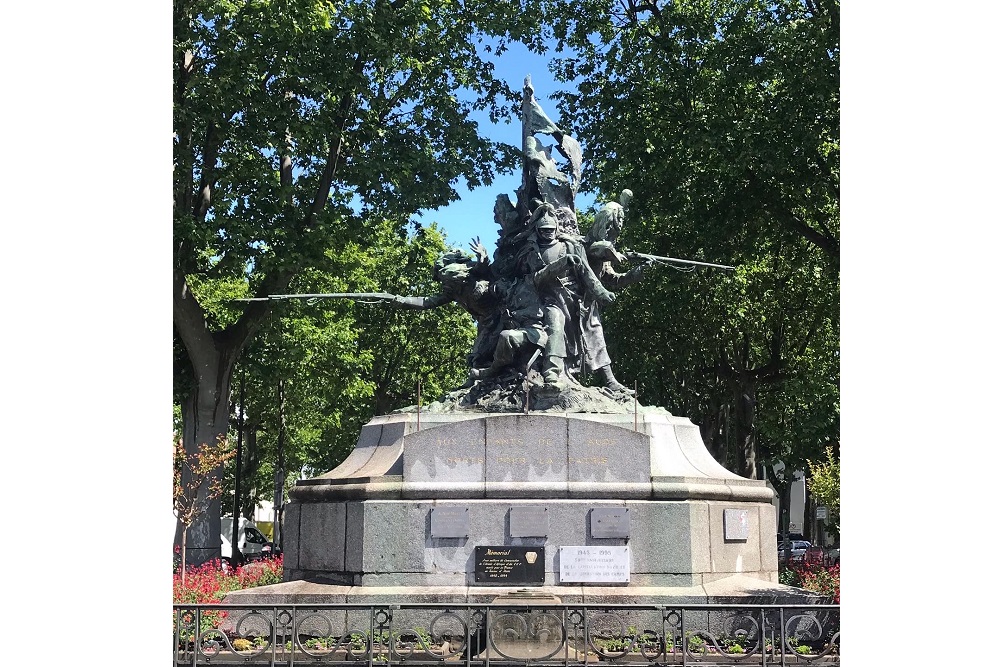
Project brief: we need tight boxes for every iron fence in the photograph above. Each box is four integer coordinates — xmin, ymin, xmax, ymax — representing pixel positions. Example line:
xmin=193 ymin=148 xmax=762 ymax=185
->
xmin=173 ymin=602 xmax=839 ymax=666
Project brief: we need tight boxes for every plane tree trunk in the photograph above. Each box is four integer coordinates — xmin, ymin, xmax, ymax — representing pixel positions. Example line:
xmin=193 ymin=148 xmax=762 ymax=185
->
xmin=173 ymin=271 xmax=286 ymax=564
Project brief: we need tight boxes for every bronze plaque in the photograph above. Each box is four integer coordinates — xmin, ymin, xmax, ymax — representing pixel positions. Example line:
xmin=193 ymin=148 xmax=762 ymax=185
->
xmin=590 ymin=508 xmax=630 ymax=538
xmin=474 ymin=546 xmax=545 ymax=584
xmin=509 ymin=506 xmax=548 ymax=537
xmin=430 ymin=507 xmax=469 ymax=538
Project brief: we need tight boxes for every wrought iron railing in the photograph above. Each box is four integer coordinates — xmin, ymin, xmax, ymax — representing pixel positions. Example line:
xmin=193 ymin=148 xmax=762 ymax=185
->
xmin=174 ymin=602 xmax=839 ymax=666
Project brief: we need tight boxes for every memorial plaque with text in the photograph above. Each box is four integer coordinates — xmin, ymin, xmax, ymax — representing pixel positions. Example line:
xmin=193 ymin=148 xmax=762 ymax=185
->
xmin=430 ymin=507 xmax=469 ymax=538
xmin=559 ymin=546 xmax=630 ymax=582
xmin=474 ymin=546 xmax=545 ymax=584
xmin=509 ymin=506 xmax=548 ymax=537
xmin=591 ymin=508 xmax=630 ymax=538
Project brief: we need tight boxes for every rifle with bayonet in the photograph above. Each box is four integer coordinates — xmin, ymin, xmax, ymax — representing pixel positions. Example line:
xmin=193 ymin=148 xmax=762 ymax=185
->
xmin=621 ymin=249 xmax=735 ymax=271
xmin=232 ymin=292 xmax=400 ymax=305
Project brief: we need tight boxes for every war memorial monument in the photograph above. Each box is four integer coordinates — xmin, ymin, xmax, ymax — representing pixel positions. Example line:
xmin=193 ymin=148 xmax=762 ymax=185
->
xmin=222 ymin=78 xmax=811 ymax=616
xmin=198 ymin=77 xmax=840 ymax=667
xmin=201 ymin=101 xmax=841 ymax=667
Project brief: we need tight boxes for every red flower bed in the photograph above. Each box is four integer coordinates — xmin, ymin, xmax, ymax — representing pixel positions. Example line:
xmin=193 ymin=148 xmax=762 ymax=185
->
xmin=174 ymin=555 xmax=284 ymax=604
xmin=787 ymin=561 xmax=840 ymax=603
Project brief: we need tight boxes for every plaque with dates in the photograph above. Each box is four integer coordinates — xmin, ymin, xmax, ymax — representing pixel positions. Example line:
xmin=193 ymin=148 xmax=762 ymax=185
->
xmin=509 ymin=506 xmax=548 ymax=537
xmin=474 ymin=546 xmax=545 ymax=584
xmin=430 ymin=507 xmax=469 ymax=538
xmin=590 ymin=508 xmax=630 ymax=538
xmin=559 ymin=546 xmax=630 ymax=583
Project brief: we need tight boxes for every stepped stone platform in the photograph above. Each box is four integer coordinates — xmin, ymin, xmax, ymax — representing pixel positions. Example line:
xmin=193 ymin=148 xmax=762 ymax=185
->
xmin=226 ymin=410 xmax=818 ymax=606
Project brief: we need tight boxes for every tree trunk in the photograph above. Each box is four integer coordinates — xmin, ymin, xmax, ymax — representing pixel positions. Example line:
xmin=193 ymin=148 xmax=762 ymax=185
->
xmin=180 ymin=525 xmax=188 ymax=588
xmin=174 ymin=271 xmax=272 ymax=564
xmin=175 ymin=356 xmax=231 ymax=565
xmin=734 ymin=383 xmax=758 ymax=479
xmin=699 ymin=398 xmax=726 ymax=465
xmin=239 ymin=424 xmax=259 ymax=520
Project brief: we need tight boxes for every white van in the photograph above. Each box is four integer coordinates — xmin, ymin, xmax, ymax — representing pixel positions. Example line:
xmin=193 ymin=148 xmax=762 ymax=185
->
xmin=221 ymin=517 xmax=272 ymax=562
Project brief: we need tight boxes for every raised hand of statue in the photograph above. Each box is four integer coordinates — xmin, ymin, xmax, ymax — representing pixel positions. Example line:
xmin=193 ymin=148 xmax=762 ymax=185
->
xmin=470 ymin=237 xmax=490 ymax=266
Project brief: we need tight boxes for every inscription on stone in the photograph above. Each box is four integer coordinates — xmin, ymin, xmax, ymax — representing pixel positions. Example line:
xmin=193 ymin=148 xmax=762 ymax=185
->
xmin=559 ymin=546 xmax=630 ymax=583
xmin=509 ymin=506 xmax=548 ymax=537
xmin=474 ymin=546 xmax=545 ymax=584
xmin=430 ymin=507 xmax=469 ymax=538
xmin=591 ymin=508 xmax=630 ymax=538
xmin=723 ymin=508 xmax=750 ymax=541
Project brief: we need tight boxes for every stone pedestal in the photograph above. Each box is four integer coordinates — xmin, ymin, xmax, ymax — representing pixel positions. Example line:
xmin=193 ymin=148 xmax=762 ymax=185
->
xmin=226 ymin=410 xmax=811 ymax=606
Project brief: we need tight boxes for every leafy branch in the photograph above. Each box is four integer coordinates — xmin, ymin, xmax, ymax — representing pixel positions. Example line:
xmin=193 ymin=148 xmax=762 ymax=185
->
xmin=173 ymin=436 xmax=236 ymax=586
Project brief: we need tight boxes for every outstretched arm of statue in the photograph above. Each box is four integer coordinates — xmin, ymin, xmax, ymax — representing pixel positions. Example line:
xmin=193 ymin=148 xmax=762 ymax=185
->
xmin=389 ymin=293 xmax=452 ymax=309
xmin=602 ymin=261 xmax=649 ymax=290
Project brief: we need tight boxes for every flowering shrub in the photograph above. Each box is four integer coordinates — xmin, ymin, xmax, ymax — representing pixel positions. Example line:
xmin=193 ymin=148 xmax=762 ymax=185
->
xmin=174 ymin=555 xmax=284 ymax=604
xmin=173 ymin=555 xmax=284 ymax=641
xmin=781 ymin=561 xmax=840 ymax=603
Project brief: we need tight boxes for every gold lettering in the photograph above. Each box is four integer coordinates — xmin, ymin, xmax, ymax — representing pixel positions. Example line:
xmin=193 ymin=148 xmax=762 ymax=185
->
xmin=569 ymin=456 xmax=609 ymax=465
xmin=445 ymin=456 xmax=485 ymax=464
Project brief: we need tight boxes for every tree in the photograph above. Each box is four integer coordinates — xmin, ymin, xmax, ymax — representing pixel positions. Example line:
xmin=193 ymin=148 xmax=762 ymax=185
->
xmin=548 ymin=0 xmax=839 ymax=477
xmin=174 ymin=0 xmax=550 ymax=562
xmin=173 ymin=436 xmax=236 ymax=585
xmin=807 ymin=445 xmax=840 ymax=538
xmin=213 ymin=221 xmax=476 ymax=519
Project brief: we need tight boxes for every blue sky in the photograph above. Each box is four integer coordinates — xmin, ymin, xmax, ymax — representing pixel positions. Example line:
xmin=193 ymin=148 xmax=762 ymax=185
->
xmin=414 ymin=42 xmax=596 ymax=249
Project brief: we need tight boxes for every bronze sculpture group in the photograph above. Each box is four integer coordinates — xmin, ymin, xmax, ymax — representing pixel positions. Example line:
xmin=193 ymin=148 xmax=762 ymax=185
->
xmin=238 ymin=77 xmax=732 ymax=409
xmin=391 ymin=78 xmax=650 ymax=398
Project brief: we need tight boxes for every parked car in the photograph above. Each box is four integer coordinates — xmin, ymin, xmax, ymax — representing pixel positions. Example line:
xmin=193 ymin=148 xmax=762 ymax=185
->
xmin=777 ymin=540 xmax=812 ymax=563
xmin=824 ymin=547 xmax=840 ymax=566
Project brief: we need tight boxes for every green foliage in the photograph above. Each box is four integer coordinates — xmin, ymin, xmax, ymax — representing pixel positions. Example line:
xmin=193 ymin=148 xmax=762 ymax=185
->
xmin=778 ymin=565 xmax=800 ymax=587
xmin=546 ymin=0 xmax=839 ymax=476
xmin=594 ymin=625 xmax=657 ymax=653
xmin=212 ymin=221 xmax=476 ymax=506
xmin=807 ymin=445 xmax=840 ymax=536
xmin=685 ymin=632 xmax=707 ymax=655
xmin=412 ymin=627 xmax=432 ymax=648
xmin=304 ymin=637 xmax=339 ymax=650
xmin=174 ymin=0 xmax=552 ymax=544
xmin=175 ymin=0 xmax=555 ymax=288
